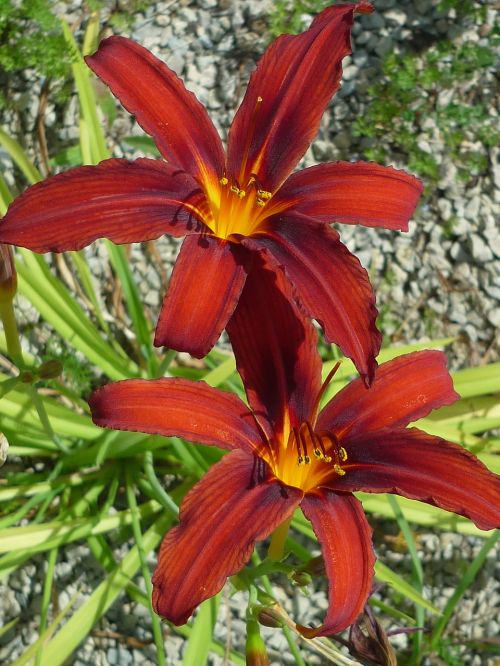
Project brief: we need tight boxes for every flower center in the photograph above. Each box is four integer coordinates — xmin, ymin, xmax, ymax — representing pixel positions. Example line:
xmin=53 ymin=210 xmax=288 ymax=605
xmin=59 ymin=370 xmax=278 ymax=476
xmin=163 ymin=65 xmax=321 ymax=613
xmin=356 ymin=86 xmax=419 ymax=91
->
xmin=207 ymin=174 xmax=273 ymax=239
xmin=197 ymin=94 xmax=291 ymax=239
xmin=268 ymin=421 xmax=348 ymax=493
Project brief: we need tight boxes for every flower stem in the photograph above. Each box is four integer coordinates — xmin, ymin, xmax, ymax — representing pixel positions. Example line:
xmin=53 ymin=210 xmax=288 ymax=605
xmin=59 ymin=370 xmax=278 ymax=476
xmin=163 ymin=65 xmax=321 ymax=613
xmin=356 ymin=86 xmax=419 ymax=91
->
xmin=0 ymin=297 xmax=69 ymax=453
xmin=268 ymin=516 xmax=292 ymax=561
xmin=0 ymin=299 xmax=23 ymax=366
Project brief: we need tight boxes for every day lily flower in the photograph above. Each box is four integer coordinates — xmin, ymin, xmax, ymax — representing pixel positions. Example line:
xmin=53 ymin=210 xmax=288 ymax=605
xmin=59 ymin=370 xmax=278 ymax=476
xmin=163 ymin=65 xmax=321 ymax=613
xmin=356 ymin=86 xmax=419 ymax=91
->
xmin=89 ymin=267 xmax=500 ymax=637
xmin=0 ymin=2 xmax=422 ymax=383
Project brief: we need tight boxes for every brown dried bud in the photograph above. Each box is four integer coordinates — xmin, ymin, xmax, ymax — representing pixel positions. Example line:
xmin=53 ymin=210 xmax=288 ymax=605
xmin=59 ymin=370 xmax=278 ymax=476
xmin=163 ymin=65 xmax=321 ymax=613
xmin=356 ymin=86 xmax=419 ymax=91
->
xmin=303 ymin=555 xmax=326 ymax=577
xmin=256 ymin=606 xmax=283 ymax=629
xmin=20 ymin=370 xmax=35 ymax=383
xmin=38 ymin=359 xmax=63 ymax=379
xmin=0 ymin=244 xmax=17 ymax=303
xmin=348 ymin=606 xmax=397 ymax=666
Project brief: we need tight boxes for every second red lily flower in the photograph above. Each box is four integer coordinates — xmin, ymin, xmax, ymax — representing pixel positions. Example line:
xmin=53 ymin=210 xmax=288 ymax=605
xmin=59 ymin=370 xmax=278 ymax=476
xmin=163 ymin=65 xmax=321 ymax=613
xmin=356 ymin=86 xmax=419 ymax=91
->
xmin=89 ymin=266 xmax=500 ymax=637
xmin=0 ymin=2 xmax=422 ymax=383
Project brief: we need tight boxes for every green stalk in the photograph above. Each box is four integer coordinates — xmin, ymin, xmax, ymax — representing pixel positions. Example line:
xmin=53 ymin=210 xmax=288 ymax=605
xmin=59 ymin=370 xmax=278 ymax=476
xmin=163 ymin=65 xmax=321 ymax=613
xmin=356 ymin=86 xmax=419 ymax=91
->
xmin=0 ymin=300 xmax=23 ymax=366
xmin=125 ymin=467 xmax=166 ymax=666
xmin=268 ymin=516 xmax=292 ymax=561
xmin=252 ymin=552 xmax=306 ymax=666
xmin=387 ymin=495 xmax=425 ymax=663
xmin=35 ymin=547 xmax=58 ymax=666
xmin=0 ymin=286 xmax=70 ymax=454
xmin=143 ymin=450 xmax=179 ymax=515
xmin=156 ymin=349 xmax=177 ymax=377
xmin=27 ymin=386 xmax=70 ymax=454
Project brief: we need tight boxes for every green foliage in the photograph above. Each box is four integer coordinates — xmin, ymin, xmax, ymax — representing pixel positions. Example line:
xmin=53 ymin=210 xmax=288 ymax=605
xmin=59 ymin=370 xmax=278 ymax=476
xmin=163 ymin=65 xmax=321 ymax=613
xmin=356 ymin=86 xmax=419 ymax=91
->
xmin=85 ymin=0 xmax=153 ymax=31
xmin=438 ymin=0 xmax=487 ymax=21
xmin=353 ymin=34 xmax=498 ymax=190
xmin=0 ymin=0 xmax=70 ymax=80
xmin=268 ymin=0 xmax=331 ymax=37
xmin=0 ymin=0 xmax=152 ymax=111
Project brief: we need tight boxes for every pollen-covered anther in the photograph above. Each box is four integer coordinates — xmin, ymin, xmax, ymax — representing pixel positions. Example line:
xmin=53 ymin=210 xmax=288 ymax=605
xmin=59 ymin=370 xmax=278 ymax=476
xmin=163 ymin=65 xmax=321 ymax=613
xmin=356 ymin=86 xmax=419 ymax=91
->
xmin=257 ymin=189 xmax=272 ymax=200
xmin=317 ymin=431 xmax=348 ymax=475
xmin=219 ymin=176 xmax=228 ymax=186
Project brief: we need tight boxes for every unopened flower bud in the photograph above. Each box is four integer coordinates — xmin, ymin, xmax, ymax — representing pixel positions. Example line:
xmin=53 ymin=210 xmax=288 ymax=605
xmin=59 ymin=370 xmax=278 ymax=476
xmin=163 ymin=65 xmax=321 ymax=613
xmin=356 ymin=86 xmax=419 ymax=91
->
xmin=289 ymin=570 xmax=312 ymax=587
xmin=246 ymin=618 xmax=270 ymax=666
xmin=38 ymin=359 xmax=63 ymax=379
xmin=0 ymin=244 xmax=17 ymax=303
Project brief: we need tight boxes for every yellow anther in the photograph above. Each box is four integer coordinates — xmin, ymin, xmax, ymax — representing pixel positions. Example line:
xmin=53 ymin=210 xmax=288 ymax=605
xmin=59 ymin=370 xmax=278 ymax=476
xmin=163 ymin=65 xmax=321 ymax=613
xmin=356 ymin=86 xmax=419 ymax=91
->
xmin=257 ymin=190 xmax=272 ymax=200
xmin=304 ymin=455 xmax=310 ymax=465
xmin=334 ymin=464 xmax=346 ymax=476
xmin=313 ymin=448 xmax=322 ymax=459
xmin=230 ymin=185 xmax=240 ymax=194
xmin=298 ymin=456 xmax=304 ymax=466
xmin=255 ymin=199 xmax=265 ymax=207
xmin=219 ymin=176 xmax=228 ymax=186
xmin=339 ymin=447 xmax=348 ymax=462
xmin=324 ymin=455 xmax=332 ymax=463
xmin=238 ymin=189 xmax=246 ymax=198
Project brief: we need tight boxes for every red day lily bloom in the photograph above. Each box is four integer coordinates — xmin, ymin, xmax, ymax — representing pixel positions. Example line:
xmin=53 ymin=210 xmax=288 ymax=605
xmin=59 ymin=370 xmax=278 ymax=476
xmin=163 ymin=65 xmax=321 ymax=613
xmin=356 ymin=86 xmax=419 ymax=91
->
xmin=89 ymin=267 xmax=500 ymax=637
xmin=0 ymin=2 xmax=422 ymax=383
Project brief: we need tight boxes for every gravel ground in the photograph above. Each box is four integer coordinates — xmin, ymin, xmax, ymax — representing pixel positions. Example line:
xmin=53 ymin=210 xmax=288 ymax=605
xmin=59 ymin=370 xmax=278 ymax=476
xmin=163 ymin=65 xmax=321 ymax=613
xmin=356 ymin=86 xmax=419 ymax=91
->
xmin=0 ymin=0 xmax=499 ymax=664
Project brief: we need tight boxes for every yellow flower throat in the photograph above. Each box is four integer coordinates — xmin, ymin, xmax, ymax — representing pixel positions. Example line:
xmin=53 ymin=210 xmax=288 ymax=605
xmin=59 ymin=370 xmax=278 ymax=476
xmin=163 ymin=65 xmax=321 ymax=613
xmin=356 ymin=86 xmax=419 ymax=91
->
xmin=264 ymin=421 xmax=348 ymax=493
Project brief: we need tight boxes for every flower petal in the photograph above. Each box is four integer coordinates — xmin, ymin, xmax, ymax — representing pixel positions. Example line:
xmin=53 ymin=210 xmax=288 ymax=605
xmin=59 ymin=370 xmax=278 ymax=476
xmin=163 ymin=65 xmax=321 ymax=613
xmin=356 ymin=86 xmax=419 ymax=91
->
xmin=245 ymin=216 xmax=381 ymax=385
xmin=86 ymin=37 xmax=224 ymax=187
xmin=318 ymin=350 xmax=459 ymax=437
xmin=89 ymin=377 xmax=260 ymax=454
xmin=227 ymin=258 xmax=322 ymax=436
xmin=275 ymin=162 xmax=423 ymax=231
xmin=152 ymin=449 xmax=303 ymax=624
xmin=0 ymin=159 xmax=202 ymax=252
xmin=298 ymin=491 xmax=375 ymax=637
xmin=226 ymin=3 xmax=372 ymax=191
xmin=336 ymin=428 xmax=500 ymax=531
xmin=154 ymin=235 xmax=250 ymax=356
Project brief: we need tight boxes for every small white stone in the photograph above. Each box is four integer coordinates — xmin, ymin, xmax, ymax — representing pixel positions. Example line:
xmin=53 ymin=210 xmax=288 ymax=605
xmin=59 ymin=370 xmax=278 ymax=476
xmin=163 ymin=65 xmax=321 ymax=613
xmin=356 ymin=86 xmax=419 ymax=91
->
xmin=0 ymin=433 xmax=8 ymax=467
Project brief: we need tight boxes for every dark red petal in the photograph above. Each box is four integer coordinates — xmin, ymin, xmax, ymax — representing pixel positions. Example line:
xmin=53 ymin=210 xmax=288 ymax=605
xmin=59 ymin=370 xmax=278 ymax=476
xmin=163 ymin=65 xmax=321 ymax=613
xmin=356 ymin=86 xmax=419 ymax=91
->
xmin=89 ymin=377 xmax=260 ymax=454
xmin=152 ymin=449 xmax=303 ymax=624
xmin=336 ymin=428 xmax=500 ymax=531
xmin=276 ymin=162 xmax=423 ymax=231
xmin=298 ymin=491 xmax=375 ymax=638
xmin=245 ymin=216 xmax=381 ymax=385
xmin=85 ymin=37 xmax=224 ymax=186
xmin=318 ymin=350 xmax=459 ymax=438
xmin=154 ymin=235 xmax=250 ymax=356
xmin=227 ymin=258 xmax=322 ymax=436
xmin=0 ymin=159 xmax=202 ymax=252
xmin=226 ymin=3 xmax=371 ymax=192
